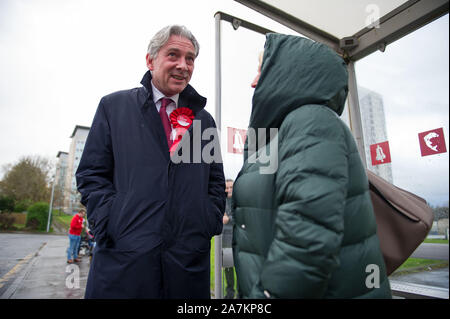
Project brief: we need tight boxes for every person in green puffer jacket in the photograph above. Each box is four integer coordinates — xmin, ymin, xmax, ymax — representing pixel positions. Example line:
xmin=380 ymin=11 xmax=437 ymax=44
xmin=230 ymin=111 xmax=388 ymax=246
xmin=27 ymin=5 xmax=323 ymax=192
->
xmin=231 ymin=33 xmax=392 ymax=299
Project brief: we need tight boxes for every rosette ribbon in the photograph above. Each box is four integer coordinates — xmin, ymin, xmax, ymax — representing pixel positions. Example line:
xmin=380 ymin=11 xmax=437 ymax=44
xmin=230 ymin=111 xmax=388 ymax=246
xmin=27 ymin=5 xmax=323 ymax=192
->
xmin=169 ymin=107 xmax=195 ymax=155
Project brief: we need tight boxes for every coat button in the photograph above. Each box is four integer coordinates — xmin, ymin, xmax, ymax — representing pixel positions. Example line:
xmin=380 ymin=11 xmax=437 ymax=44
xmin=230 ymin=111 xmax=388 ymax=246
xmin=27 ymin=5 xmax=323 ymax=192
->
xmin=241 ymin=224 xmax=246 ymax=229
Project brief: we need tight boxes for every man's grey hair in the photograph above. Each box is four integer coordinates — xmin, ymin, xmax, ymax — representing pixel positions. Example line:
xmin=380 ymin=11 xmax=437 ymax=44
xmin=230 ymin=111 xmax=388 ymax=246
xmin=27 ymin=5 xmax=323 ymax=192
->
xmin=147 ymin=25 xmax=200 ymax=59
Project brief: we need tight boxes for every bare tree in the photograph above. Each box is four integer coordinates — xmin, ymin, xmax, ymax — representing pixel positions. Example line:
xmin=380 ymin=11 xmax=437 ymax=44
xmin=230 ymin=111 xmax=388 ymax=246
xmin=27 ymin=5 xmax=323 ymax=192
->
xmin=0 ymin=155 xmax=53 ymax=203
xmin=432 ymin=201 xmax=449 ymax=221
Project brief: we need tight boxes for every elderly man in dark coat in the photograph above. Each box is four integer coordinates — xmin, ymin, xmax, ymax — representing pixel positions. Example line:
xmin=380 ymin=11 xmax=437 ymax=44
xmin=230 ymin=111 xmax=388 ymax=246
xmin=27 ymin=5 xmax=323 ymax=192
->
xmin=76 ymin=25 xmax=226 ymax=299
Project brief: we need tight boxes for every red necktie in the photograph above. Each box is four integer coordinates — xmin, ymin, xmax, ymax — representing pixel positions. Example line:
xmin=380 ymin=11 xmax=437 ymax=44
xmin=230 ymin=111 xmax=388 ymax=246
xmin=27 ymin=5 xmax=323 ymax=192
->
xmin=159 ymin=98 xmax=173 ymax=148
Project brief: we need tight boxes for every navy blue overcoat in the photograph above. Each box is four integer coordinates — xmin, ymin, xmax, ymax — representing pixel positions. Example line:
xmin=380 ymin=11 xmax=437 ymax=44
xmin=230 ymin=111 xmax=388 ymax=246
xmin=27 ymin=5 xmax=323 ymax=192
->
xmin=76 ymin=71 xmax=226 ymax=299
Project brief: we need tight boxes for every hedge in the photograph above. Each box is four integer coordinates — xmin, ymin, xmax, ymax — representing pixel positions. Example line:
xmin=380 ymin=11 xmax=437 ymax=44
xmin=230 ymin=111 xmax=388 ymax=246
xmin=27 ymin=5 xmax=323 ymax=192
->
xmin=26 ymin=202 xmax=50 ymax=231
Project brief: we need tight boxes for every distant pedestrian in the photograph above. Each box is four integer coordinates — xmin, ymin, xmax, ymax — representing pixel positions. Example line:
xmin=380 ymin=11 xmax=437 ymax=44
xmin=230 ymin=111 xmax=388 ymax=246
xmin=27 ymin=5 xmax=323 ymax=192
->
xmin=67 ymin=209 xmax=85 ymax=264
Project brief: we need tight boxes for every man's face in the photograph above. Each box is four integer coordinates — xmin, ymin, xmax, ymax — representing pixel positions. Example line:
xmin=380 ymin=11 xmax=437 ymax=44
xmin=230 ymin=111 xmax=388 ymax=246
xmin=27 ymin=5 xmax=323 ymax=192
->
xmin=146 ymin=35 xmax=196 ymax=96
xmin=225 ymin=181 xmax=233 ymax=198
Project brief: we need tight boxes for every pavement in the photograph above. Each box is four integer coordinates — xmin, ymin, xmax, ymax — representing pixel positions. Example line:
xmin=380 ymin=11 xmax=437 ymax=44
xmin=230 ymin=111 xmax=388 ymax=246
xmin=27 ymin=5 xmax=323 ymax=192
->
xmin=390 ymin=267 xmax=449 ymax=289
xmin=1 ymin=234 xmax=89 ymax=299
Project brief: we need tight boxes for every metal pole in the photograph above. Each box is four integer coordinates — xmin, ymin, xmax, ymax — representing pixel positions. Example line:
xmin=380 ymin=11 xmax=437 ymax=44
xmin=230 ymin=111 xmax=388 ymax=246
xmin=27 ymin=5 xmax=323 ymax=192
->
xmin=215 ymin=13 xmax=222 ymax=131
xmin=46 ymin=177 xmax=56 ymax=232
xmin=214 ymin=12 xmax=223 ymax=299
xmin=346 ymin=61 xmax=367 ymax=167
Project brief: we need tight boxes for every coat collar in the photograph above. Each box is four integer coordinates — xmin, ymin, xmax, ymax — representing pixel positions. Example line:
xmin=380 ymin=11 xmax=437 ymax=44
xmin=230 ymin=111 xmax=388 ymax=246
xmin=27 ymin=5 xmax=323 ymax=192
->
xmin=140 ymin=70 xmax=206 ymax=114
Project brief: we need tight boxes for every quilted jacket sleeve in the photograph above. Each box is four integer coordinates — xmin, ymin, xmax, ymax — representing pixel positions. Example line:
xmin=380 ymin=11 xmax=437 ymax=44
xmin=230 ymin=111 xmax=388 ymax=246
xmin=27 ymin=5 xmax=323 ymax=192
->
xmin=255 ymin=105 xmax=349 ymax=298
xmin=76 ymin=98 xmax=116 ymax=244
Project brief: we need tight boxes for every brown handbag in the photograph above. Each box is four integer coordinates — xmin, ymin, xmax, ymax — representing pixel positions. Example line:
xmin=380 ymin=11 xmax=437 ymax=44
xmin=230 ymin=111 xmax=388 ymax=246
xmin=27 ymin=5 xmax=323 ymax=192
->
xmin=367 ymin=170 xmax=434 ymax=276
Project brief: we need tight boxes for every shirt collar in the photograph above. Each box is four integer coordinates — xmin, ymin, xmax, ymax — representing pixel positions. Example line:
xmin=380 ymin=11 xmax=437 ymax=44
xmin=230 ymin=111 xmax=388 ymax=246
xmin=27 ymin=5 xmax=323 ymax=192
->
xmin=151 ymin=81 xmax=179 ymax=106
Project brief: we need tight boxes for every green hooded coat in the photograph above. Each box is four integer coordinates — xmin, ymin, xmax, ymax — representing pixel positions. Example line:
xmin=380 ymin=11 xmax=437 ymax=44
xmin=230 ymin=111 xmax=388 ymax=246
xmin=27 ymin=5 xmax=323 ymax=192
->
xmin=232 ymin=34 xmax=391 ymax=299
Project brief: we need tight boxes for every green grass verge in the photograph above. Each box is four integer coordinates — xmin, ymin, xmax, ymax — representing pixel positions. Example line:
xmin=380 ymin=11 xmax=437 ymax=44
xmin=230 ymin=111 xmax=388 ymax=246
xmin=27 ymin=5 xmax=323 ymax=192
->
xmin=423 ymin=239 xmax=448 ymax=244
xmin=391 ymin=258 xmax=449 ymax=277
xmin=398 ymin=258 xmax=447 ymax=270
xmin=53 ymin=214 xmax=73 ymax=229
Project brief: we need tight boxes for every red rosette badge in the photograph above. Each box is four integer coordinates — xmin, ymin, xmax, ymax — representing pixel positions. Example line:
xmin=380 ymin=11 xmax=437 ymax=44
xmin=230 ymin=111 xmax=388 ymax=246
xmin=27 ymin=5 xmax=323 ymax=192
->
xmin=169 ymin=107 xmax=194 ymax=155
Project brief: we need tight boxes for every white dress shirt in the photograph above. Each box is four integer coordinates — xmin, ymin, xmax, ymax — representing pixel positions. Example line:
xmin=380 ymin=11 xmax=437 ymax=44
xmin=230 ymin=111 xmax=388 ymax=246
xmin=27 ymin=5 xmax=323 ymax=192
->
xmin=151 ymin=82 xmax=179 ymax=120
xmin=151 ymin=82 xmax=180 ymax=142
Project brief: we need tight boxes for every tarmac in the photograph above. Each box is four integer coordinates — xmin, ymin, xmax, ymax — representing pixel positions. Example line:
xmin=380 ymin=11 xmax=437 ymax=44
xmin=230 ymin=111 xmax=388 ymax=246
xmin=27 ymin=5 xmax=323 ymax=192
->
xmin=1 ymin=235 xmax=89 ymax=299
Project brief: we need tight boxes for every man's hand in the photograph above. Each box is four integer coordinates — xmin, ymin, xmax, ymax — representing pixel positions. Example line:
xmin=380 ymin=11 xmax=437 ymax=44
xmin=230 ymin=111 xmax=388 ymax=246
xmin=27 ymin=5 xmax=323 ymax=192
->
xmin=223 ymin=213 xmax=229 ymax=225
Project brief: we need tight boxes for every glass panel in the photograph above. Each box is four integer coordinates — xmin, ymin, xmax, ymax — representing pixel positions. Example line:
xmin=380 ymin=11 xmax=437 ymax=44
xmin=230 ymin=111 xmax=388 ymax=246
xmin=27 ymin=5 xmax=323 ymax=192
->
xmin=355 ymin=16 xmax=449 ymax=208
xmin=262 ymin=0 xmax=409 ymax=38
xmin=220 ymin=22 xmax=266 ymax=180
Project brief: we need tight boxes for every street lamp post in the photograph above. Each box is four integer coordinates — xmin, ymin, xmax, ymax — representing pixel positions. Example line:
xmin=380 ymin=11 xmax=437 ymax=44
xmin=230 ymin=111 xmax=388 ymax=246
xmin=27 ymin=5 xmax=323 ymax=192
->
xmin=46 ymin=176 xmax=56 ymax=233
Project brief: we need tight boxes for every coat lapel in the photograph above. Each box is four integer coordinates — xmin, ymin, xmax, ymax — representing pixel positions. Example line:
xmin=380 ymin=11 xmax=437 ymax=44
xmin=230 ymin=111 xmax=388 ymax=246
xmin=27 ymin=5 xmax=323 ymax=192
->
xmin=138 ymin=84 xmax=170 ymax=161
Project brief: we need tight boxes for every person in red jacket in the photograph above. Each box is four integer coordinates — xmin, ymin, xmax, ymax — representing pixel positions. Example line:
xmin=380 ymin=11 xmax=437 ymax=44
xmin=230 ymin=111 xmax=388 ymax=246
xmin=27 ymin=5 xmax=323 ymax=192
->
xmin=67 ymin=209 xmax=86 ymax=263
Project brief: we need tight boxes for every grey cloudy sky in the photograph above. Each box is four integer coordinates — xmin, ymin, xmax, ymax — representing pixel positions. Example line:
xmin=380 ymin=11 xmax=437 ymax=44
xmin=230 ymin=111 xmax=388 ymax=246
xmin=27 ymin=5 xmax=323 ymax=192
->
xmin=0 ymin=0 xmax=448 ymax=206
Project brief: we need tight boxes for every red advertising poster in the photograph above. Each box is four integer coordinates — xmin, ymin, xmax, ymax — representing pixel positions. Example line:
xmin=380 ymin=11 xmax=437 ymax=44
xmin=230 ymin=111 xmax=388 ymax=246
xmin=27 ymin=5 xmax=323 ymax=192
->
xmin=370 ymin=141 xmax=392 ymax=166
xmin=418 ymin=127 xmax=447 ymax=157
xmin=227 ymin=127 xmax=247 ymax=154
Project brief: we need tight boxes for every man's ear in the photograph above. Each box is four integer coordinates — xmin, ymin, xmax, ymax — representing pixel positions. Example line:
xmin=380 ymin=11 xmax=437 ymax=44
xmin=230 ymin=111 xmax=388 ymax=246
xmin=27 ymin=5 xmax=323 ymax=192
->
xmin=146 ymin=53 xmax=154 ymax=71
